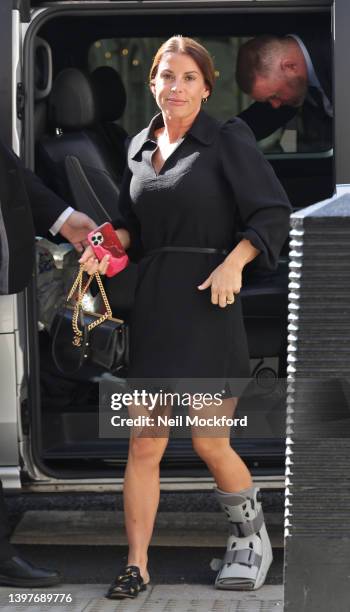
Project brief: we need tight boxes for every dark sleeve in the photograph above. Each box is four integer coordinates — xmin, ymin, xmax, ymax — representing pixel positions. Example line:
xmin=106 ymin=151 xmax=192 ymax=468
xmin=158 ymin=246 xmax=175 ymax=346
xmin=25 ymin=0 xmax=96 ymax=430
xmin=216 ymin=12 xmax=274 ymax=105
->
xmin=237 ymin=101 xmax=297 ymax=141
xmin=220 ymin=118 xmax=292 ymax=271
xmin=112 ymin=167 xmax=144 ymax=262
xmin=0 ymin=141 xmax=70 ymax=236
xmin=22 ymin=164 xmax=70 ymax=236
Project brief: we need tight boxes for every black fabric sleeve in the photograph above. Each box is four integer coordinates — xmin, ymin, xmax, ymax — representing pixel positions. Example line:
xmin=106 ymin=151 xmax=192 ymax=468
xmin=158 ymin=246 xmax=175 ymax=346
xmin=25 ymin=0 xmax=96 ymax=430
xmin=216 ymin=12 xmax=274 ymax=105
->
xmin=112 ymin=167 xmax=144 ymax=262
xmin=0 ymin=141 xmax=70 ymax=236
xmin=22 ymin=165 xmax=70 ymax=236
xmin=237 ymin=101 xmax=297 ymax=141
xmin=220 ymin=118 xmax=292 ymax=271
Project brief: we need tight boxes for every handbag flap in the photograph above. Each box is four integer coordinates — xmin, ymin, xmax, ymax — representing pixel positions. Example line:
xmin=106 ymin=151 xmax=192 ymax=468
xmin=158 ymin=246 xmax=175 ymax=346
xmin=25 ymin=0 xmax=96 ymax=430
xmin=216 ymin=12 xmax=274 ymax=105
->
xmin=89 ymin=316 xmax=124 ymax=369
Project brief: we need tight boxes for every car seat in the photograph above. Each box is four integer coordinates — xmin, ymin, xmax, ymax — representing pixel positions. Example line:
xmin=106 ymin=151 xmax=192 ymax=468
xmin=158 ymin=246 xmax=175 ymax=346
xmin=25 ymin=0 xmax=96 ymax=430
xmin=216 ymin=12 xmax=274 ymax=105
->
xmin=90 ymin=65 xmax=128 ymax=180
xmin=37 ymin=67 xmax=126 ymax=225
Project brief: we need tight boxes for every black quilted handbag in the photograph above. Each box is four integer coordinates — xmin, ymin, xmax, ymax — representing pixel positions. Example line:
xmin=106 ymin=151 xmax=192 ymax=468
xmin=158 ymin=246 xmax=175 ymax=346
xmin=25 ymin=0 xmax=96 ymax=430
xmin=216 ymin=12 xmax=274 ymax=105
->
xmin=51 ymin=265 xmax=129 ymax=374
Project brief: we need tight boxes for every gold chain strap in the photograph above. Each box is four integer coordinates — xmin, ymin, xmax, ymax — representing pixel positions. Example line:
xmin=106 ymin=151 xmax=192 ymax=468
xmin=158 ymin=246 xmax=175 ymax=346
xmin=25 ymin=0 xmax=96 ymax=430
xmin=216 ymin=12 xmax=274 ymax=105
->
xmin=67 ymin=265 xmax=113 ymax=346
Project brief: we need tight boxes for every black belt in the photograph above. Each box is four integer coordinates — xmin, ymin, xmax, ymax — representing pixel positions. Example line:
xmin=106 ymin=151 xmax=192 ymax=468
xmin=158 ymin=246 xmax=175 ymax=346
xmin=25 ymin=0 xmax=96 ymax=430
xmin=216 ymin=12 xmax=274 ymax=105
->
xmin=146 ymin=246 xmax=229 ymax=256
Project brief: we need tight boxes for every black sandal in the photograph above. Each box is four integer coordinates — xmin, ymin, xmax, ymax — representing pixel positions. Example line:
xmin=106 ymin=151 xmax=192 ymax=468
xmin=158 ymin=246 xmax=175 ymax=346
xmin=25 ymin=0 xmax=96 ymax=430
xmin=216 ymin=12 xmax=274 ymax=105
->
xmin=105 ymin=565 xmax=148 ymax=599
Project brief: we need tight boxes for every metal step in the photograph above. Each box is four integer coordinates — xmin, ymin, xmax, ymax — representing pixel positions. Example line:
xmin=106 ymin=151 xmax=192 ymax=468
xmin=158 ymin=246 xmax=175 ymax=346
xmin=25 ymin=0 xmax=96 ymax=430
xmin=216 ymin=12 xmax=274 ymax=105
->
xmin=11 ymin=510 xmax=284 ymax=548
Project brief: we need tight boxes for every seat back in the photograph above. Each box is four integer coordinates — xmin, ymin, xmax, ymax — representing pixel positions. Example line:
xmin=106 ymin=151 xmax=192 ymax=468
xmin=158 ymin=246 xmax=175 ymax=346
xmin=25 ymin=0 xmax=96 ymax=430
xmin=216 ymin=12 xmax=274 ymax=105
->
xmin=37 ymin=66 xmax=136 ymax=314
xmin=37 ymin=67 xmax=126 ymax=224
xmin=90 ymin=65 xmax=128 ymax=181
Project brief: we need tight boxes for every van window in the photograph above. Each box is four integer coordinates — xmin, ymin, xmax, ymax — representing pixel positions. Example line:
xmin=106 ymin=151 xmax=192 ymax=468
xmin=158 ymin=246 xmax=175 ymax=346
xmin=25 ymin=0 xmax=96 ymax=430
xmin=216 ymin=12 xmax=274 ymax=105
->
xmin=88 ymin=36 xmax=332 ymax=155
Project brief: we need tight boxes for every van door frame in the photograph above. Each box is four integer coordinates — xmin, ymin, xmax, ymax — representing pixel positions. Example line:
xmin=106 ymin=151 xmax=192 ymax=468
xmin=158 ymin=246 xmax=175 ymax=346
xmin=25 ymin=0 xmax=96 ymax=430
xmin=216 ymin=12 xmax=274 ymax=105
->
xmin=21 ymin=0 xmax=334 ymax=488
xmin=0 ymin=0 xmax=30 ymax=488
xmin=0 ymin=0 xmax=13 ymax=146
xmin=334 ymin=0 xmax=350 ymax=186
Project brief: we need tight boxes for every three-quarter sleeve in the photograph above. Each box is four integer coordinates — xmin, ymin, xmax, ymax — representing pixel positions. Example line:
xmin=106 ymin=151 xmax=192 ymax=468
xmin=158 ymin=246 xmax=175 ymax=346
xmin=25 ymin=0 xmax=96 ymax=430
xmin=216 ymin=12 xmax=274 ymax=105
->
xmin=112 ymin=166 xmax=144 ymax=262
xmin=220 ymin=117 xmax=292 ymax=270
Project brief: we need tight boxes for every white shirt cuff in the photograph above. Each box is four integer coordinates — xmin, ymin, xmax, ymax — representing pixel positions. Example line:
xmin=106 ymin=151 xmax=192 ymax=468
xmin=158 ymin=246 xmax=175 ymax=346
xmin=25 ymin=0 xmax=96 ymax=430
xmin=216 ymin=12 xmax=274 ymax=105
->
xmin=49 ymin=207 xmax=75 ymax=236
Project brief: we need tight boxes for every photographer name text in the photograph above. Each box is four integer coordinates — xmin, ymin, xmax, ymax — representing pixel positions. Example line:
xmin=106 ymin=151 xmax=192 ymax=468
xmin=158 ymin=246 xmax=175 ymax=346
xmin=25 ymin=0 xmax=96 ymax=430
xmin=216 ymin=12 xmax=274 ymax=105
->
xmin=110 ymin=415 xmax=248 ymax=427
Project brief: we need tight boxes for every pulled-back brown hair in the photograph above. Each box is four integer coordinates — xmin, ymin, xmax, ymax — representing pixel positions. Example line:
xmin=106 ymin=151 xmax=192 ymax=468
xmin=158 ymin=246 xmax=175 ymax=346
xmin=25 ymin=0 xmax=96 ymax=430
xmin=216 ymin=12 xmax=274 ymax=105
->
xmin=149 ymin=35 xmax=216 ymax=97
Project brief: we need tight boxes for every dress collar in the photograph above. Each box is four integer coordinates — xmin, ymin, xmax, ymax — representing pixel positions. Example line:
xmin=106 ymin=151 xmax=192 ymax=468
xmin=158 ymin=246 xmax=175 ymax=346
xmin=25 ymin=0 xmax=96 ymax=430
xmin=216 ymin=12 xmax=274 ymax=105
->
xmin=129 ymin=109 xmax=219 ymax=160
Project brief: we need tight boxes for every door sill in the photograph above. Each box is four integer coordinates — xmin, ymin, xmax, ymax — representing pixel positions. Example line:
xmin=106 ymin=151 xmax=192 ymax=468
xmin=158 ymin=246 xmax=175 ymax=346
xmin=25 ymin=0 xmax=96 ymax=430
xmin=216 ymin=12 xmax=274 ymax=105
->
xmin=21 ymin=474 xmax=285 ymax=493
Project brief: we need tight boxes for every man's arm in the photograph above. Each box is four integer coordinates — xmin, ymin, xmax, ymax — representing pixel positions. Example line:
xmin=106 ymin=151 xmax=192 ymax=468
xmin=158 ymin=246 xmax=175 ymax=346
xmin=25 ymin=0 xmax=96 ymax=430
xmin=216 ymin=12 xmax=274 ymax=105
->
xmin=22 ymin=165 xmax=70 ymax=235
xmin=22 ymin=165 xmax=96 ymax=250
xmin=238 ymin=101 xmax=297 ymax=141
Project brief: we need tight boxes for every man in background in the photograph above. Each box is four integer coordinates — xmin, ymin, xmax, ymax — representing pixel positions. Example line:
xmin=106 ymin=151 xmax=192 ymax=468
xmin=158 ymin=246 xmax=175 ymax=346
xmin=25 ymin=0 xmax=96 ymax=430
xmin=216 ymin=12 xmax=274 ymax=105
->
xmin=236 ymin=34 xmax=332 ymax=145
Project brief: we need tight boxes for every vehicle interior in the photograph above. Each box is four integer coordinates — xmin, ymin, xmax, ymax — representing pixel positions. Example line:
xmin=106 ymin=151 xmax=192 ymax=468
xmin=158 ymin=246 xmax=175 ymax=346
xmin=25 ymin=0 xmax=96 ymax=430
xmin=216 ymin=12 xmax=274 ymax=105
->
xmin=23 ymin=4 xmax=334 ymax=481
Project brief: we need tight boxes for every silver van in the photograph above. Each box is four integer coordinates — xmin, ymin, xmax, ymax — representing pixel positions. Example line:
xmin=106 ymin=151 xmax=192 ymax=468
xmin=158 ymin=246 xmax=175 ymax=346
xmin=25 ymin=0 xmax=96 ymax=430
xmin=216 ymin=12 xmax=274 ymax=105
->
xmin=0 ymin=0 xmax=346 ymax=495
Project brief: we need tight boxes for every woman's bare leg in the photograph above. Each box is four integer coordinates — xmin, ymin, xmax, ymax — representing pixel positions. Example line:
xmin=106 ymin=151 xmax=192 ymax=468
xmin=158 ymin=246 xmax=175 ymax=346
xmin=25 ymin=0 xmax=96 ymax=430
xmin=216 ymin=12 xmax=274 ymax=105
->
xmin=123 ymin=432 xmax=169 ymax=582
xmin=199 ymin=439 xmax=253 ymax=491
xmin=191 ymin=397 xmax=252 ymax=491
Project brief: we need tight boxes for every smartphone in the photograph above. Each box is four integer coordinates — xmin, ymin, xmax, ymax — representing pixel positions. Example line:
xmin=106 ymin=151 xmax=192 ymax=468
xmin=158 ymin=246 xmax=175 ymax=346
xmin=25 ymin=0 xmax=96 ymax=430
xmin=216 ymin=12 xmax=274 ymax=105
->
xmin=88 ymin=222 xmax=129 ymax=277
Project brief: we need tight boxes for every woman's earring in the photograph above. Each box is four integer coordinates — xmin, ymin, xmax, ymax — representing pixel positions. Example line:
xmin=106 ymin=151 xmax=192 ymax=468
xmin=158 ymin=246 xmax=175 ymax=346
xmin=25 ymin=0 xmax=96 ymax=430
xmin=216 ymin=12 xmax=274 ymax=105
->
xmin=202 ymin=97 xmax=208 ymax=103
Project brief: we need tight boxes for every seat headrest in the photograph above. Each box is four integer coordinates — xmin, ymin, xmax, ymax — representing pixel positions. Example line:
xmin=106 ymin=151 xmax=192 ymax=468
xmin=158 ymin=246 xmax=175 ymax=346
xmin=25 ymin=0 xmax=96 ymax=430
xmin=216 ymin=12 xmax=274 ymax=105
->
xmin=90 ymin=66 xmax=126 ymax=122
xmin=49 ymin=68 xmax=96 ymax=130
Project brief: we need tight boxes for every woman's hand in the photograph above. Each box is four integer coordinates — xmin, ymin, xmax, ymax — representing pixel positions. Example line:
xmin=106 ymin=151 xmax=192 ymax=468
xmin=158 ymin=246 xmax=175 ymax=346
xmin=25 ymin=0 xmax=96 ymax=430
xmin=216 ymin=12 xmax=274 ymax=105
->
xmin=78 ymin=245 xmax=110 ymax=276
xmin=197 ymin=260 xmax=242 ymax=308
xmin=78 ymin=228 xmax=131 ymax=275
xmin=198 ymin=239 xmax=260 ymax=307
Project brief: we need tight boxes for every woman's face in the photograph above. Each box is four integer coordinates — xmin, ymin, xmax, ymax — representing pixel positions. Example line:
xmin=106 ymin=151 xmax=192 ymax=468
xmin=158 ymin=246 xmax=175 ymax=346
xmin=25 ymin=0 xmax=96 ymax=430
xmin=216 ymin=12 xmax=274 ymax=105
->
xmin=151 ymin=52 xmax=210 ymax=121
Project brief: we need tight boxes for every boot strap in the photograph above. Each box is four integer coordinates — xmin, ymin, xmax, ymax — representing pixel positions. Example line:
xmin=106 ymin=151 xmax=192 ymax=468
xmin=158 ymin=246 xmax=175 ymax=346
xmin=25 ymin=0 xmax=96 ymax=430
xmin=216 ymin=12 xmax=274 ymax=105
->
xmin=222 ymin=548 xmax=262 ymax=569
xmin=228 ymin=507 xmax=264 ymax=537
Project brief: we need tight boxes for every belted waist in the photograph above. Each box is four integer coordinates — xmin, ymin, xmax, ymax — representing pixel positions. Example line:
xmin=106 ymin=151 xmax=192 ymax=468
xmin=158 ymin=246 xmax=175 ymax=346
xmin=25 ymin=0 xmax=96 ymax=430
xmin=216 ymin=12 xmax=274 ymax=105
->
xmin=146 ymin=246 xmax=229 ymax=257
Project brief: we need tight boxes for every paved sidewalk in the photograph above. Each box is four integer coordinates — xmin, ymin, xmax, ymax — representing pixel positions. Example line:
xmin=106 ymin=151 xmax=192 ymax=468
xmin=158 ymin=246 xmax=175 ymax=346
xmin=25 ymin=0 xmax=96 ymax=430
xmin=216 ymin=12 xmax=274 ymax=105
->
xmin=4 ymin=507 xmax=284 ymax=610
xmin=0 ymin=584 xmax=284 ymax=612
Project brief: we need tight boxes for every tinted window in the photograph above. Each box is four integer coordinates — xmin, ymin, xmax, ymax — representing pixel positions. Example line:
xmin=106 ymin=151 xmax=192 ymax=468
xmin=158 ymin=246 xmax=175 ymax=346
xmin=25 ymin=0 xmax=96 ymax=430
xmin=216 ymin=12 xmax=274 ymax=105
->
xmin=89 ymin=36 xmax=332 ymax=154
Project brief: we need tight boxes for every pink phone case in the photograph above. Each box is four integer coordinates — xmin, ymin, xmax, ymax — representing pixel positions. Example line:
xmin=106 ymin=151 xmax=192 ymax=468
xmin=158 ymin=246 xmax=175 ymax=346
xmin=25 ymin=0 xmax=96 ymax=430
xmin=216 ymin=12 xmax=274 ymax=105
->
xmin=88 ymin=223 xmax=129 ymax=278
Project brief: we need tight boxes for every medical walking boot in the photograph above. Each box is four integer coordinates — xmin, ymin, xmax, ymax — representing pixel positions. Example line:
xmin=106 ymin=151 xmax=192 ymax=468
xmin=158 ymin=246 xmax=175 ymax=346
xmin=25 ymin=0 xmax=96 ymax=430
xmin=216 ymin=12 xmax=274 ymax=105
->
xmin=211 ymin=485 xmax=273 ymax=590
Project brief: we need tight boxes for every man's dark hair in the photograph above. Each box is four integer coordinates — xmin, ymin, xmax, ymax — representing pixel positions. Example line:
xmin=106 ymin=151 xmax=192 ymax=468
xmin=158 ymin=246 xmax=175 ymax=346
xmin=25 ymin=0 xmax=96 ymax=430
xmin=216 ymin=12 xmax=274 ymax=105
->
xmin=236 ymin=35 xmax=287 ymax=94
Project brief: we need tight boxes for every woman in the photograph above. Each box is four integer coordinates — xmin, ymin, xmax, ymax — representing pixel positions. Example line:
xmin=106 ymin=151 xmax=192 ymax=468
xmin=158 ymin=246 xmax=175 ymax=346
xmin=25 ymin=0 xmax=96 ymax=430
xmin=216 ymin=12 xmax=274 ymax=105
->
xmin=80 ymin=36 xmax=291 ymax=597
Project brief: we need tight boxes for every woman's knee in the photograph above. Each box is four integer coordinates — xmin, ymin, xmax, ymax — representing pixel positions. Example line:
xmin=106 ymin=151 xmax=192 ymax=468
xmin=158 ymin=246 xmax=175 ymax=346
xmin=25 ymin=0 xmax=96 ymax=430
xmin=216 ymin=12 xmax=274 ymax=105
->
xmin=192 ymin=436 xmax=230 ymax=463
xmin=128 ymin=436 xmax=168 ymax=465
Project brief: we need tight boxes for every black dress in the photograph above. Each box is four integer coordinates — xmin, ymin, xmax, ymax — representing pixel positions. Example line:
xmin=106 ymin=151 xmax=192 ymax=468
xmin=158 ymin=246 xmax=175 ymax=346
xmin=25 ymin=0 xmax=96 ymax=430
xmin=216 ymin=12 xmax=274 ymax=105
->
xmin=114 ymin=110 xmax=291 ymax=383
